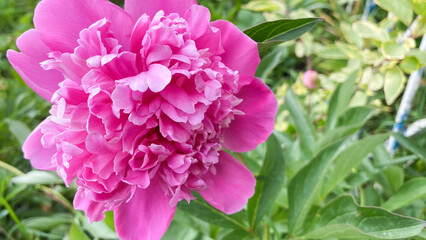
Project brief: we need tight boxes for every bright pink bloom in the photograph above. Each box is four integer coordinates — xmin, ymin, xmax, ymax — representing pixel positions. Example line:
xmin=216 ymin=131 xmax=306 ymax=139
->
xmin=302 ymin=70 xmax=318 ymax=90
xmin=8 ymin=0 xmax=277 ymax=239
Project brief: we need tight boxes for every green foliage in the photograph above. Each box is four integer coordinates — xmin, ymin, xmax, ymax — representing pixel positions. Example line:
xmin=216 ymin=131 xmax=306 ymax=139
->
xmin=1 ymin=0 xmax=425 ymax=239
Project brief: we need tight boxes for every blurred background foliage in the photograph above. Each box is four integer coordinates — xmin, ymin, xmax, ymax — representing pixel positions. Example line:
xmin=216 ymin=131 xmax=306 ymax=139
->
xmin=0 ymin=0 xmax=425 ymax=239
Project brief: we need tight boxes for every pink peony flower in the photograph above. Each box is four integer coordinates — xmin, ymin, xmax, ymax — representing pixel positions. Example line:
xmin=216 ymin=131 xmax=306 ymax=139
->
xmin=302 ymin=70 xmax=318 ymax=90
xmin=7 ymin=0 xmax=277 ymax=239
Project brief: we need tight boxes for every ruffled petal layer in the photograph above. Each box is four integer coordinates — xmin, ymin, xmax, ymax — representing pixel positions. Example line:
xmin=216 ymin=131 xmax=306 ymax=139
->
xmin=125 ymin=0 xmax=197 ymax=20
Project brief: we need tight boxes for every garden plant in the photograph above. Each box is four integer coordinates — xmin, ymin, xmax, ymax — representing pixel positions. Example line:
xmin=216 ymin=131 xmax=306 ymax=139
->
xmin=0 ymin=0 xmax=425 ymax=239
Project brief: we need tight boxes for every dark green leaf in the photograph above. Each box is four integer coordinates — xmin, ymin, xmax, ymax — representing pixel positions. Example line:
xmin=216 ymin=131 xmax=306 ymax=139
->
xmin=301 ymin=195 xmax=425 ymax=239
xmin=248 ymin=133 xmax=285 ymax=228
xmin=177 ymin=193 xmax=250 ymax=232
xmin=244 ymin=18 xmax=323 ymax=52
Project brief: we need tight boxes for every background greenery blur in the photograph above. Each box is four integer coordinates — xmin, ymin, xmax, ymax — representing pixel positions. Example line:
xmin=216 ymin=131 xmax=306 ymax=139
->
xmin=1 ymin=0 xmax=426 ymax=239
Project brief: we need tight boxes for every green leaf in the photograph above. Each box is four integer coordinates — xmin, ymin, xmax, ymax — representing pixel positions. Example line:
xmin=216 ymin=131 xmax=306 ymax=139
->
xmin=326 ymin=71 xmax=357 ymax=130
xmin=242 ymin=0 xmax=283 ymax=12
xmin=248 ymin=133 xmax=285 ymax=228
xmin=4 ymin=118 xmax=31 ymax=146
xmin=82 ymin=218 xmax=118 ymax=239
xmin=22 ymin=215 xmax=71 ymax=231
xmin=177 ymin=193 xmax=250 ymax=232
xmin=400 ymin=56 xmax=422 ymax=74
xmin=408 ymin=0 xmax=426 ymax=17
xmin=381 ymin=41 xmax=407 ymax=60
xmin=384 ymin=67 xmax=406 ymax=105
xmin=408 ymin=49 xmax=426 ymax=65
xmin=375 ymin=0 xmax=413 ymax=26
xmin=69 ymin=222 xmax=91 ymax=240
xmin=336 ymin=106 xmax=375 ymax=127
xmin=320 ymin=134 xmax=389 ymax=199
xmin=285 ymin=88 xmax=316 ymax=157
xmin=382 ymin=165 xmax=404 ymax=193
xmin=352 ymin=21 xmax=389 ymax=41
xmin=318 ymin=107 xmax=375 ymax=150
xmin=244 ymin=18 xmax=323 ymax=52
xmin=255 ymin=47 xmax=284 ymax=79
xmin=10 ymin=171 xmax=63 ymax=185
xmin=382 ymin=178 xmax=426 ymax=211
xmin=288 ymin=140 xmax=344 ymax=234
xmin=393 ymin=133 xmax=426 ymax=160
xmin=301 ymin=195 xmax=425 ymax=239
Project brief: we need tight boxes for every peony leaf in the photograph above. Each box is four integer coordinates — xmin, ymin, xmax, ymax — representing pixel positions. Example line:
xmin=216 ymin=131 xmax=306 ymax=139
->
xmin=382 ymin=178 xmax=426 ymax=211
xmin=326 ymin=71 xmax=357 ymax=130
xmin=177 ymin=193 xmax=250 ymax=231
xmin=288 ymin=134 xmax=389 ymax=235
xmin=319 ymin=134 xmax=389 ymax=199
xmin=69 ymin=221 xmax=91 ymax=240
xmin=244 ymin=18 xmax=323 ymax=52
xmin=248 ymin=133 xmax=285 ymax=229
xmin=285 ymin=88 xmax=316 ymax=158
xmin=5 ymin=118 xmax=31 ymax=146
xmin=300 ymin=195 xmax=425 ymax=239
xmin=10 ymin=171 xmax=63 ymax=185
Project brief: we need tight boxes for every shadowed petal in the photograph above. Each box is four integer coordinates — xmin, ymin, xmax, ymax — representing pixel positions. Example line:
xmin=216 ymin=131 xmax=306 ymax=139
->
xmin=211 ymin=20 xmax=260 ymax=78
xmin=34 ymin=0 xmax=133 ymax=53
xmin=223 ymin=78 xmax=277 ymax=152
xmin=200 ymin=151 xmax=255 ymax=214
xmin=115 ymin=179 xmax=175 ymax=240
xmin=7 ymin=30 xmax=63 ymax=101
xmin=125 ymin=0 xmax=197 ymax=20
xmin=22 ymin=121 xmax=56 ymax=171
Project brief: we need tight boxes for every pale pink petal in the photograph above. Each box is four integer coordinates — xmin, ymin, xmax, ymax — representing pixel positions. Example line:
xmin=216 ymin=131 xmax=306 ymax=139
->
xmin=211 ymin=20 xmax=260 ymax=77
xmin=74 ymin=188 xmax=109 ymax=222
xmin=145 ymin=64 xmax=172 ymax=92
xmin=124 ymin=0 xmax=197 ymax=20
xmin=22 ymin=121 xmax=56 ymax=171
xmin=199 ymin=151 xmax=255 ymax=214
xmin=115 ymin=180 xmax=175 ymax=240
xmin=6 ymin=30 xmax=63 ymax=101
xmin=223 ymin=78 xmax=277 ymax=152
xmin=34 ymin=0 xmax=133 ymax=53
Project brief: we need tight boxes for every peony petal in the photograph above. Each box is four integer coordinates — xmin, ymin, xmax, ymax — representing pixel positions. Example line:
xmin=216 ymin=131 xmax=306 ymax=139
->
xmin=211 ymin=20 xmax=260 ymax=77
xmin=185 ymin=5 xmax=211 ymax=39
xmin=7 ymin=30 xmax=63 ymax=101
xmin=34 ymin=0 xmax=133 ymax=53
xmin=22 ymin=121 xmax=56 ymax=171
xmin=115 ymin=179 xmax=175 ymax=240
xmin=145 ymin=64 xmax=172 ymax=93
xmin=223 ymin=78 xmax=277 ymax=152
xmin=124 ymin=0 xmax=197 ymax=21
xmin=199 ymin=151 xmax=255 ymax=214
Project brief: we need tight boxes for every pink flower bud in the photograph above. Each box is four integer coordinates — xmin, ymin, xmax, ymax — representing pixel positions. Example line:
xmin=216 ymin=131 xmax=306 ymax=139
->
xmin=303 ymin=70 xmax=318 ymax=90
